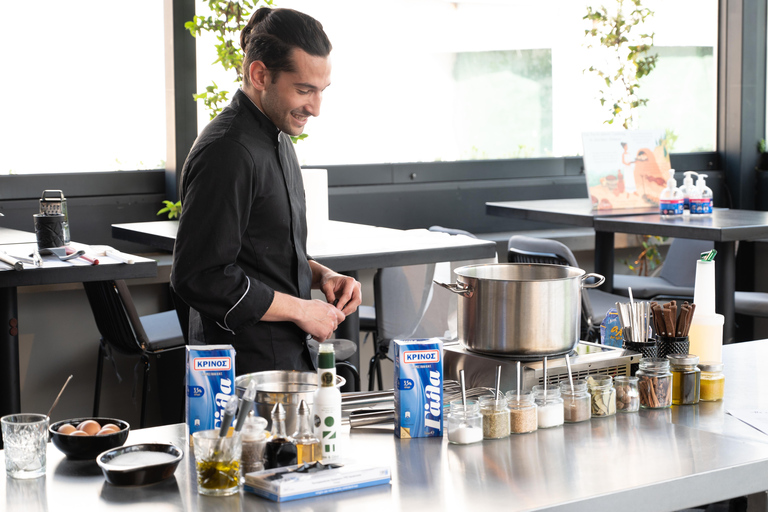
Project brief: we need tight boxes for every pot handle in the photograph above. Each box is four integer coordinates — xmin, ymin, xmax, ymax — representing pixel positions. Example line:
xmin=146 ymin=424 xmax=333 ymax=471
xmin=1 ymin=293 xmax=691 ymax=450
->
xmin=433 ymin=280 xmax=474 ymax=298
xmin=581 ymin=273 xmax=606 ymax=289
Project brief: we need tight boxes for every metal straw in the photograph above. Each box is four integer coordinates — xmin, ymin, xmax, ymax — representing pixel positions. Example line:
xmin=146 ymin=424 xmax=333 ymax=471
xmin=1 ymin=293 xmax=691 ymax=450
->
xmin=516 ymin=361 xmax=521 ymax=400
xmin=495 ymin=365 xmax=502 ymax=400
xmin=543 ymin=356 xmax=548 ymax=400
xmin=460 ymin=369 xmax=467 ymax=408
xmin=565 ymin=354 xmax=574 ymax=392
xmin=47 ymin=375 xmax=73 ymax=419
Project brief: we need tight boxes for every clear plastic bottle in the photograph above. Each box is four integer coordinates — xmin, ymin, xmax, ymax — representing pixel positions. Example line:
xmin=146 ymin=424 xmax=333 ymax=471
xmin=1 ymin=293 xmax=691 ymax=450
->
xmin=313 ymin=344 xmax=341 ymax=463
xmin=292 ymin=400 xmax=321 ymax=464
xmin=668 ymin=354 xmax=701 ymax=405
xmin=636 ymin=358 xmax=673 ymax=409
xmin=690 ymin=173 xmax=713 ymax=215
xmin=587 ymin=375 xmax=617 ymax=417
xmin=532 ymin=385 xmax=564 ymax=428
xmin=614 ymin=376 xmax=640 ymax=412
xmin=479 ymin=396 xmax=510 ymax=439
xmin=447 ymin=400 xmax=483 ymax=444
xmin=241 ymin=412 xmax=268 ymax=474
xmin=679 ymin=171 xmax=700 ymax=211
xmin=504 ymin=391 xmax=538 ymax=434
xmin=559 ymin=380 xmax=591 ymax=422
xmin=659 ymin=169 xmax=684 ymax=216
xmin=698 ymin=361 xmax=725 ymax=402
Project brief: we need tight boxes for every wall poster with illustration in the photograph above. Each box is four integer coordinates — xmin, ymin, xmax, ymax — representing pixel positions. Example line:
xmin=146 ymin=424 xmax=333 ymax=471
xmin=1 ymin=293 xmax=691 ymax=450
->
xmin=582 ymin=131 xmax=672 ymax=210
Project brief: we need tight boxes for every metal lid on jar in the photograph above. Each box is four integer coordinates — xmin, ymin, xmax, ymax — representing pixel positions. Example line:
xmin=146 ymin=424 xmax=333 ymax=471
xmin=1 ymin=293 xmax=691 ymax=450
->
xmin=698 ymin=361 xmax=724 ymax=372
xmin=666 ymin=354 xmax=700 ymax=366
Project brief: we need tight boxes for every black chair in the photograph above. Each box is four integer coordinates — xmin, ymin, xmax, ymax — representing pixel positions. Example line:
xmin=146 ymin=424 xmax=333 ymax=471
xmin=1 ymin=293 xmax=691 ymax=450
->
xmin=507 ymin=235 xmax=627 ymax=342
xmin=82 ymin=280 xmax=186 ymax=428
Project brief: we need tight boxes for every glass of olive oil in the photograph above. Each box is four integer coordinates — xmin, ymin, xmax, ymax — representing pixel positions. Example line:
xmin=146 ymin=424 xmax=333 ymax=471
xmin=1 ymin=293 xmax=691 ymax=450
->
xmin=192 ymin=429 xmax=242 ymax=496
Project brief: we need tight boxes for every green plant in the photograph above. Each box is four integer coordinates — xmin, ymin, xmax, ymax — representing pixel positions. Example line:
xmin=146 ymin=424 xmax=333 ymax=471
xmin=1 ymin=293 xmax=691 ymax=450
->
xmin=620 ymin=235 xmax=668 ymax=276
xmin=157 ymin=200 xmax=183 ymax=219
xmin=584 ymin=0 xmax=658 ymax=129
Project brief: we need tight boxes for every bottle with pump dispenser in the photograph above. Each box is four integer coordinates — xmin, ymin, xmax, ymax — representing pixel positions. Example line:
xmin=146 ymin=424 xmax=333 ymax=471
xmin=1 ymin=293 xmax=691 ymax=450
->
xmin=659 ymin=169 xmax=684 ymax=216
xmin=690 ymin=174 xmax=713 ymax=215
xmin=264 ymin=403 xmax=297 ymax=470
xmin=292 ymin=400 xmax=321 ymax=464
xmin=679 ymin=171 xmax=700 ymax=211
xmin=313 ymin=344 xmax=342 ymax=463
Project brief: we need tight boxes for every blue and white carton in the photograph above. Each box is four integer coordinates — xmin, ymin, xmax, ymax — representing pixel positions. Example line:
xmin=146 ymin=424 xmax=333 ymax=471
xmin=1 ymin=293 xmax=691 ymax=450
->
xmin=186 ymin=345 xmax=236 ymax=444
xmin=394 ymin=338 xmax=443 ymax=438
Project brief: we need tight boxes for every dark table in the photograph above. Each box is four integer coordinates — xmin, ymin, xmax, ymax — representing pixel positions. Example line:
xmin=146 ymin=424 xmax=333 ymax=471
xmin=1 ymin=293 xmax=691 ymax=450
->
xmin=112 ymin=220 xmax=498 ymax=370
xmin=594 ymin=209 xmax=768 ymax=343
xmin=0 ymin=229 xmax=157 ymax=425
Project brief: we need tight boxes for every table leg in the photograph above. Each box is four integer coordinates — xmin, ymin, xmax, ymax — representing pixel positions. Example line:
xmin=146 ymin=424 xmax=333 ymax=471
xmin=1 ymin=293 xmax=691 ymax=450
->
xmin=334 ymin=271 xmax=360 ymax=373
xmin=715 ymin=241 xmax=736 ymax=344
xmin=0 ymin=286 xmax=21 ymax=448
xmin=594 ymin=231 xmax=615 ymax=292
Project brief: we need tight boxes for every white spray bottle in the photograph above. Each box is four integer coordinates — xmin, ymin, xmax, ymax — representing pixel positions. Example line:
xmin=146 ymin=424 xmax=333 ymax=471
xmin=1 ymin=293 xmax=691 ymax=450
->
xmin=659 ymin=168 xmax=683 ymax=216
xmin=691 ymin=173 xmax=713 ymax=215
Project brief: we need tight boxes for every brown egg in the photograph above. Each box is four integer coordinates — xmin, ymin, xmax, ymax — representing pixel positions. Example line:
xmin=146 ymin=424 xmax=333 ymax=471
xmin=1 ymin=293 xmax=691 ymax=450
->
xmin=77 ymin=420 xmax=102 ymax=436
xmin=100 ymin=423 xmax=120 ymax=433
xmin=69 ymin=430 xmax=89 ymax=436
xmin=96 ymin=428 xmax=117 ymax=436
xmin=57 ymin=424 xmax=77 ymax=434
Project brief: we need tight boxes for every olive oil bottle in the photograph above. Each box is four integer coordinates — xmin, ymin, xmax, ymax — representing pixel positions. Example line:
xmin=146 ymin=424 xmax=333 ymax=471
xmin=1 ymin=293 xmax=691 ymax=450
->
xmin=292 ymin=400 xmax=321 ymax=464
xmin=264 ymin=403 xmax=297 ymax=470
xmin=313 ymin=344 xmax=342 ymax=463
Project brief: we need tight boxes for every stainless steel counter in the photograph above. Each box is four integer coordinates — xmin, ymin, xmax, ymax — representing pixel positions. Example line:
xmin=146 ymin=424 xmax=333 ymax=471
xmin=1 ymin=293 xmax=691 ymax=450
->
xmin=3 ymin=340 xmax=768 ymax=512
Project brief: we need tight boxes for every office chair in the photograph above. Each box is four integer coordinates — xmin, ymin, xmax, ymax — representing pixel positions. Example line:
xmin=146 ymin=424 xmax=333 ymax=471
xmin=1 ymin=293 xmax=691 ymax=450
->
xmin=506 ymin=235 xmax=626 ymax=342
xmin=82 ymin=280 xmax=186 ymax=428
xmin=613 ymin=238 xmax=714 ymax=299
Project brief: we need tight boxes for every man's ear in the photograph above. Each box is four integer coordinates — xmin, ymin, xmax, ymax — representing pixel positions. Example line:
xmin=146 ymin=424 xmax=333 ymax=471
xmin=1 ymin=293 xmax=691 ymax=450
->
xmin=249 ymin=61 xmax=269 ymax=91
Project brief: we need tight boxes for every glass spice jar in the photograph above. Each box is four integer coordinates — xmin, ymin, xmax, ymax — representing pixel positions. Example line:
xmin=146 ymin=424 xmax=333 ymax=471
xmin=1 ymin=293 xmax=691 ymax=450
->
xmin=587 ymin=375 xmax=617 ymax=417
xmin=668 ymin=354 xmax=701 ymax=405
xmin=559 ymin=380 xmax=591 ymax=423
xmin=698 ymin=361 xmax=725 ymax=402
xmin=532 ymin=385 xmax=564 ymax=429
xmin=504 ymin=391 xmax=538 ymax=434
xmin=636 ymin=358 xmax=672 ymax=409
xmin=614 ymin=376 xmax=640 ymax=413
xmin=479 ymin=396 xmax=510 ymax=439
xmin=447 ymin=400 xmax=483 ymax=445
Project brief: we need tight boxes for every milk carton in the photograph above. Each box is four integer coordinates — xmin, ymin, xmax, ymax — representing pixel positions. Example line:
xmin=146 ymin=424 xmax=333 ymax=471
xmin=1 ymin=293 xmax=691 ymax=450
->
xmin=186 ymin=345 xmax=236 ymax=444
xmin=394 ymin=338 xmax=443 ymax=438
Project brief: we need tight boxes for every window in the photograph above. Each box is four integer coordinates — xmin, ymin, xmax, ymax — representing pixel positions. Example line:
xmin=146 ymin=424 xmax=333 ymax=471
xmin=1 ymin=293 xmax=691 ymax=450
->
xmin=0 ymin=1 xmax=166 ymax=175
xmin=194 ymin=0 xmax=717 ymax=165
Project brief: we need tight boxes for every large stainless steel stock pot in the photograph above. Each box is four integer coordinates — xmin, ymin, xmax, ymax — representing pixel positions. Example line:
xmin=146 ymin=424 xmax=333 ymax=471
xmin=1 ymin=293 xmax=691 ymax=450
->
xmin=435 ymin=263 xmax=605 ymax=358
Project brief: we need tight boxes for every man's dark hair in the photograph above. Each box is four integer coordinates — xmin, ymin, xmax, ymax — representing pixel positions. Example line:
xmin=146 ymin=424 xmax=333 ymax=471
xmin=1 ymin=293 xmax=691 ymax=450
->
xmin=240 ymin=7 xmax=332 ymax=85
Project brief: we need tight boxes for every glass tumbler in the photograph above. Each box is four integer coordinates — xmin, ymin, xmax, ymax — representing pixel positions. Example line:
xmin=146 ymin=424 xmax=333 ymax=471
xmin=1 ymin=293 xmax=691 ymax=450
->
xmin=1 ymin=413 xmax=48 ymax=479
xmin=192 ymin=429 xmax=243 ymax=496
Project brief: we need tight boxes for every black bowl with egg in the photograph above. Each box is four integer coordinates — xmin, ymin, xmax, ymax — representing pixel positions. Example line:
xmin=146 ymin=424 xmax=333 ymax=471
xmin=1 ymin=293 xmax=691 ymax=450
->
xmin=97 ymin=443 xmax=183 ymax=486
xmin=49 ymin=417 xmax=130 ymax=460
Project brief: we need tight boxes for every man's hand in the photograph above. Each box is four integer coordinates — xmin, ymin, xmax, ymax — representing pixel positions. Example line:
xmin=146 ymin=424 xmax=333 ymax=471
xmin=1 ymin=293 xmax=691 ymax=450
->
xmin=319 ymin=272 xmax=362 ymax=315
xmin=297 ymin=299 xmax=346 ymax=342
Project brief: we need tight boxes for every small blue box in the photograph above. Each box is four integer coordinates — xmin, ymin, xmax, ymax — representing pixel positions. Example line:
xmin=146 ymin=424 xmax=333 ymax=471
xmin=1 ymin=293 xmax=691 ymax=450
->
xmin=393 ymin=338 xmax=443 ymax=438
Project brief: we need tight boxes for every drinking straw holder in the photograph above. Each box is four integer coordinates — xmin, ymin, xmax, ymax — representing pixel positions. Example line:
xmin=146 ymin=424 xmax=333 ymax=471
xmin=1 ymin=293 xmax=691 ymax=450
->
xmin=623 ymin=339 xmax=657 ymax=376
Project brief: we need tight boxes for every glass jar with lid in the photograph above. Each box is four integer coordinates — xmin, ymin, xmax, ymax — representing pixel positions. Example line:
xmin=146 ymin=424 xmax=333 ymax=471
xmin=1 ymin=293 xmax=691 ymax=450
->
xmin=668 ymin=354 xmax=701 ymax=405
xmin=447 ymin=400 xmax=483 ymax=444
xmin=479 ymin=396 xmax=510 ymax=439
xmin=559 ymin=380 xmax=591 ymax=422
xmin=531 ymin=385 xmax=564 ymax=428
xmin=587 ymin=375 xmax=617 ymax=417
xmin=698 ymin=361 xmax=725 ymax=402
xmin=504 ymin=390 xmax=538 ymax=434
xmin=614 ymin=376 xmax=640 ymax=413
xmin=636 ymin=358 xmax=672 ymax=409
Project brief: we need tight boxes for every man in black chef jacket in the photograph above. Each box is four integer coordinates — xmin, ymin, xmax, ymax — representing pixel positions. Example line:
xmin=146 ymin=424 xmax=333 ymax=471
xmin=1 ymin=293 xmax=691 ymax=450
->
xmin=171 ymin=7 xmax=362 ymax=374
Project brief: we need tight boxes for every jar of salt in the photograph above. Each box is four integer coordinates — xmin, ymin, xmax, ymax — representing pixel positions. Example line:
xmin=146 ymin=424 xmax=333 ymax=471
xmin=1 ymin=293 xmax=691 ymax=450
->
xmin=447 ymin=399 xmax=483 ymax=444
xmin=479 ymin=396 xmax=510 ymax=439
xmin=532 ymin=385 xmax=564 ymax=428
xmin=559 ymin=380 xmax=591 ymax=422
xmin=504 ymin=391 xmax=537 ymax=434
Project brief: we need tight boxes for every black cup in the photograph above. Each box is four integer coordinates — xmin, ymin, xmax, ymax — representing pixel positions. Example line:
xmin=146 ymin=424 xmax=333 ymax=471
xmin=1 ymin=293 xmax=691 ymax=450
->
xmin=656 ymin=335 xmax=690 ymax=359
xmin=33 ymin=213 xmax=65 ymax=249
xmin=624 ymin=339 xmax=658 ymax=375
